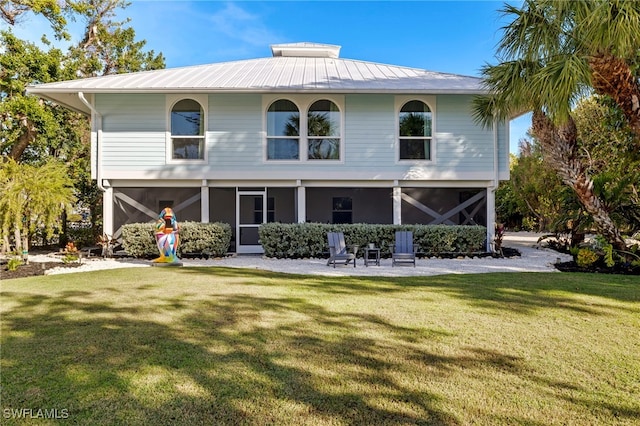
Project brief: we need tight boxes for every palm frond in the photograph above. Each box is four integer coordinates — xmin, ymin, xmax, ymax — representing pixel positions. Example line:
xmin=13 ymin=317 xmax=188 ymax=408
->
xmin=529 ymin=54 xmax=592 ymax=123
xmin=472 ymin=59 xmax=542 ymax=127
xmin=498 ymin=0 xmax=576 ymax=62
xmin=580 ymin=0 xmax=640 ymax=58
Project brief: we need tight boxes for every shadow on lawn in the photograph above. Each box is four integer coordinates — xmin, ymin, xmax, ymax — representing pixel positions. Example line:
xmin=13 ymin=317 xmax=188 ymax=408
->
xmin=0 ymin=289 xmax=470 ymax=425
xmin=2 ymin=272 xmax=639 ymax=425
xmin=179 ymin=266 xmax=640 ymax=316
xmin=414 ymin=273 xmax=640 ymax=316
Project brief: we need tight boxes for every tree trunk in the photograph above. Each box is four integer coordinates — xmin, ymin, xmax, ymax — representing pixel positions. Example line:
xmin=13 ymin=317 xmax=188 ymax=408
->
xmin=589 ymin=52 xmax=640 ymax=141
xmin=532 ymin=110 xmax=627 ymax=251
xmin=60 ymin=209 xmax=68 ymax=248
xmin=2 ymin=235 xmax=10 ymax=254
xmin=13 ymin=226 xmax=22 ymax=253
xmin=8 ymin=115 xmax=36 ymax=161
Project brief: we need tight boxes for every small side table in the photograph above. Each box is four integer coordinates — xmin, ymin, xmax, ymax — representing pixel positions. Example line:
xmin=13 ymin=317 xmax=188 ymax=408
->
xmin=363 ymin=247 xmax=381 ymax=266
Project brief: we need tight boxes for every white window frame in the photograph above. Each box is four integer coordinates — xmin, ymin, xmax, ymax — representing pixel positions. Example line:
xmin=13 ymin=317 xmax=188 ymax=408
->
xmin=265 ymin=98 xmax=302 ymax=162
xmin=395 ymin=95 xmax=436 ymax=164
xmin=262 ymin=94 xmax=345 ymax=163
xmin=166 ymin=94 xmax=208 ymax=164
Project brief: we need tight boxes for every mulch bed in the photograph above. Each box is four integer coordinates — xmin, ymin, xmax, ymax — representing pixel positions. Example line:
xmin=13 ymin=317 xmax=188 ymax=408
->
xmin=1 ymin=261 xmax=83 ymax=280
xmin=555 ymin=261 xmax=640 ymax=275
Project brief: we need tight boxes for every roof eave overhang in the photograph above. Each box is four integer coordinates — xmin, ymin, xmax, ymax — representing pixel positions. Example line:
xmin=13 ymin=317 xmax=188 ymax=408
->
xmin=28 ymin=86 xmax=488 ymax=98
xmin=25 ymin=89 xmax=92 ymax=115
xmin=508 ymin=107 xmax=533 ymax=120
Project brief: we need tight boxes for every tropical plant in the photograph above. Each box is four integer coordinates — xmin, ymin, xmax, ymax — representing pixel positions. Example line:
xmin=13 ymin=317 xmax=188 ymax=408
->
xmin=62 ymin=241 xmax=79 ymax=263
xmin=506 ymin=139 xmax=572 ymax=231
xmin=573 ymin=96 xmax=640 ymax=232
xmin=6 ymin=257 xmax=22 ymax=271
xmin=473 ymin=0 xmax=640 ymax=251
xmin=576 ymin=247 xmax=599 ymax=268
xmin=497 ymin=94 xmax=640 ymax=246
xmin=0 ymin=158 xmax=75 ymax=253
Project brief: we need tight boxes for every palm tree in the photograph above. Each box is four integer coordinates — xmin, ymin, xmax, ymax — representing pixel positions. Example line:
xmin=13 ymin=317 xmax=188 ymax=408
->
xmin=0 ymin=158 xmax=75 ymax=253
xmin=473 ymin=0 xmax=640 ymax=251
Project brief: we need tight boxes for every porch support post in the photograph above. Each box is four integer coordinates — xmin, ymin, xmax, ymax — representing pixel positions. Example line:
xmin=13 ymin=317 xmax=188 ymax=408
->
xmin=296 ymin=185 xmax=306 ymax=223
xmin=486 ymin=188 xmax=496 ymax=252
xmin=201 ymin=180 xmax=209 ymax=223
xmin=103 ymin=185 xmax=114 ymax=237
xmin=392 ymin=186 xmax=402 ymax=225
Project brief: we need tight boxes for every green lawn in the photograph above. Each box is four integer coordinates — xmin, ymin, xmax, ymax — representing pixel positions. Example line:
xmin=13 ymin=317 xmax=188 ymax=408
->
xmin=1 ymin=268 xmax=639 ymax=425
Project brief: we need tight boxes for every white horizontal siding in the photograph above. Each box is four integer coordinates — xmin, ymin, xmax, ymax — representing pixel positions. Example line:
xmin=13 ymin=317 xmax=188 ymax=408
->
xmin=96 ymin=92 xmax=503 ymax=180
xmin=102 ymin=133 xmax=165 ymax=170
xmin=208 ymin=94 xmax=263 ymax=167
xmin=96 ymin=94 xmax=167 ymax=169
xmin=344 ymin=94 xmax=396 ymax=171
xmin=209 ymin=94 xmax=262 ymax=132
xmin=435 ymin=96 xmax=494 ymax=172
xmin=97 ymin=94 xmax=165 ymax=132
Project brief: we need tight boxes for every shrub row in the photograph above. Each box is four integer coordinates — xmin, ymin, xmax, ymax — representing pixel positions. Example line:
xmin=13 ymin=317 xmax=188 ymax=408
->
xmin=66 ymin=226 xmax=95 ymax=248
xmin=122 ymin=221 xmax=231 ymax=258
xmin=259 ymin=223 xmax=487 ymax=259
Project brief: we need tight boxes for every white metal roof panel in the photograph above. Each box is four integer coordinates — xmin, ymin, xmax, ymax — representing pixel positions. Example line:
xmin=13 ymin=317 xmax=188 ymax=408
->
xmin=27 ymin=55 xmax=485 ymax=114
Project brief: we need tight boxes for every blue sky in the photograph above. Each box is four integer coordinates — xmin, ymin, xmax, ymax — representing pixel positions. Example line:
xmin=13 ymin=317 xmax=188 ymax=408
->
xmin=6 ymin=0 xmax=530 ymax=153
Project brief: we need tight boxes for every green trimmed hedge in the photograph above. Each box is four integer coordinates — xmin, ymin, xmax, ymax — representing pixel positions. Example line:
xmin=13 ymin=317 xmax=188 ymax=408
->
xmin=259 ymin=223 xmax=487 ymax=259
xmin=122 ymin=221 xmax=231 ymax=258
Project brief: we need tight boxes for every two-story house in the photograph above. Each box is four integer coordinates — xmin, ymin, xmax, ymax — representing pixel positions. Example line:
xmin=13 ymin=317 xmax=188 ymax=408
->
xmin=27 ymin=42 xmax=509 ymax=253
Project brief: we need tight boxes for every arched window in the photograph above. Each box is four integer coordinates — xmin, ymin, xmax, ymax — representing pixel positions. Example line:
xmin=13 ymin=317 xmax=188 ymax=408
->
xmin=307 ymin=100 xmax=340 ymax=160
xmin=399 ymin=100 xmax=432 ymax=160
xmin=171 ymin=99 xmax=204 ymax=160
xmin=267 ymin=99 xmax=299 ymax=160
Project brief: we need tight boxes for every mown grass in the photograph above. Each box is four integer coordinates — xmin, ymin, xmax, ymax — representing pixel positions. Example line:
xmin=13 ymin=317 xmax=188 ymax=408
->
xmin=1 ymin=267 xmax=639 ymax=425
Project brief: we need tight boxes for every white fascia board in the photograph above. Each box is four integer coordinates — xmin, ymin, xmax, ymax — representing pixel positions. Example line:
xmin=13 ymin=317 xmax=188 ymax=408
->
xmin=101 ymin=169 xmax=498 ymax=181
xmin=108 ymin=178 xmax=495 ymax=189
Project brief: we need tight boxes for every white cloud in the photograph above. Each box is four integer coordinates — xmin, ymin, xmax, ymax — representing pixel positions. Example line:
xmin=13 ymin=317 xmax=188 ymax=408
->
xmin=114 ymin=1 xmax=284 ymax=66
xmin=207 ymin=2 xmax=280 ymax=47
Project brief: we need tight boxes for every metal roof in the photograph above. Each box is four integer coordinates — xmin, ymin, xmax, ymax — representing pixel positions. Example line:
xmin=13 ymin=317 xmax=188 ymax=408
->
xmin=26 ymin=43 xmax=485 ymax=115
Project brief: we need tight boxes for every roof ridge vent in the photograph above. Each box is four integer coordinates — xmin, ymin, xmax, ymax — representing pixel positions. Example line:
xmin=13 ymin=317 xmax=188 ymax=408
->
xmin=270 ymin=42 xmax=341 ymax=58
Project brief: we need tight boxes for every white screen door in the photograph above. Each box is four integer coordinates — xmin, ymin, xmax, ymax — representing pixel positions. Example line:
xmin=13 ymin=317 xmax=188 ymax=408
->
xmin=236 ymin=189 xmax=266 ymax=254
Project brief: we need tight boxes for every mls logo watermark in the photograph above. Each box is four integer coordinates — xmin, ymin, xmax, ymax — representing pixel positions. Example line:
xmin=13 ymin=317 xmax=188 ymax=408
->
xmin=3 ymin=408 xmax=69 ymax=420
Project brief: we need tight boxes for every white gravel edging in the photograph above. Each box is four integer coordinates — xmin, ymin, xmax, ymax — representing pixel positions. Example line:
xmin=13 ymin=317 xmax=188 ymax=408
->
xmin=38 ymin=232 xmax=571 ymax=277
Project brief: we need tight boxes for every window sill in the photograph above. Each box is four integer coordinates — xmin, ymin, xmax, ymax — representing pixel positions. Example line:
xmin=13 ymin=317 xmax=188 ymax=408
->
xmin=167 ymin=159 xmax=207 ymax=164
